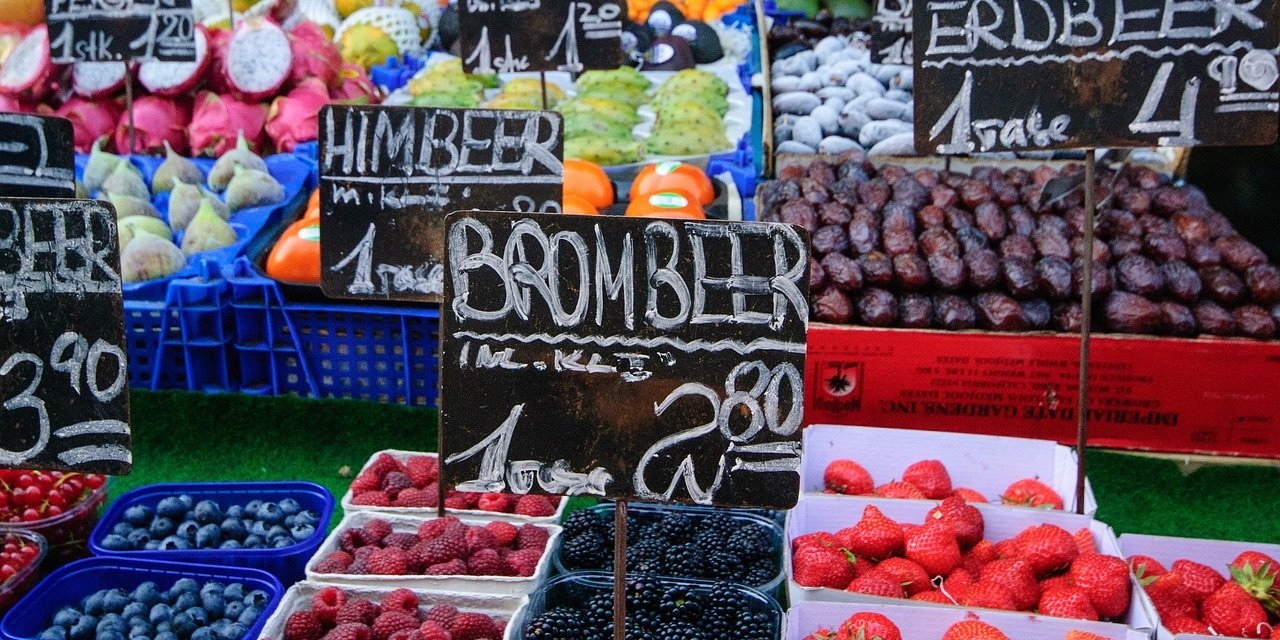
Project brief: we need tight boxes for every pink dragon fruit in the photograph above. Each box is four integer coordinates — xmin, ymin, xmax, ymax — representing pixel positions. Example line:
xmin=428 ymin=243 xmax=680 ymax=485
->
xmin=57 ymin=97 xmax=124 ymax=152
xmin=72 ymin=61 xmax=129 ymax=98
xmin=221 ymin=18 xmax=294 ymax=102
xmin=286 ymin=21 xmax=342 ymax=90
xmin=188 ymin=91 xmax=268 ymax=157
xmin=329 ymin=63 xmax=381 ymax=103
xmin=0 ymin=26 xmax=65 ymax=102
xmin=138 ymin=25 xmax=212 ymax=96
xmin=204 ymin=27 xmax=233 ymax=94
xmin=0 ymin=95 xmax=33 ymax=113
xmin=113 ymin=95 xmax=191 ymax=155
xmin=265 ymin=77 xmax=328 ymax=152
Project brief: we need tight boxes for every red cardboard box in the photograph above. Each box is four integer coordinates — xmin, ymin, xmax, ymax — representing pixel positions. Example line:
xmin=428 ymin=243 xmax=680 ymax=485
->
xmin=804 ymin=324 xmax=1280 ymax=458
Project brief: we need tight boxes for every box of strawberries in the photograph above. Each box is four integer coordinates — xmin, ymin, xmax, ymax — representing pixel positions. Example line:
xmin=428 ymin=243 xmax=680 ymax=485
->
xmin=787 ymin=600 xmax=1150 ymax=640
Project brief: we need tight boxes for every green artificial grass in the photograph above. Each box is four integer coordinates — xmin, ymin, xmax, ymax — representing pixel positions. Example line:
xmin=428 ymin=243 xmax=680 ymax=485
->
xmin=114 ymin=390 xmax=1280 ymax=544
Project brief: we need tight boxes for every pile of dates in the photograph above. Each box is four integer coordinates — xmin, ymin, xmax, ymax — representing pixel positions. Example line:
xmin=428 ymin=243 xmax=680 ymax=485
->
xmin=760 ymin=154 xmax=1280 ymax=339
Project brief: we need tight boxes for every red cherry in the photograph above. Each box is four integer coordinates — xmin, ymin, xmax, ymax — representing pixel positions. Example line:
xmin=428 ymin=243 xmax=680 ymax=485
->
xmin=44 ymin=505 xmax=61 ymax=518
xmin=20 ymin=509 xmax=38 ymax=522
xmin=46 ymin=492 xmax=65 ymax=508
xmin=84 ymin=475 xmax=104 ymax=490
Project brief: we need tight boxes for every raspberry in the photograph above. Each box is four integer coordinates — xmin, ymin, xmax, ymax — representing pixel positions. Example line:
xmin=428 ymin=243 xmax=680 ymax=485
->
xmin=381 ymin=472 xmax=415 ymax=498
xmin=368 ymin=453 xmax=405 ymax=477
xmin=476 ymin=493 xmax=512 ymax=512
xmin=347 ymin=558 xmax=370 ymax=575
xmin=315 ymin=551 xmax=354 ymax=574
xmin=395 ymin=489 xmax=438 ymax=508
xmin=323 ymin=623 xmax=372 ymax=640
xmin=418 ymin=517 xmax=460 ymax=541
xmin=387 ymin=632 xmax=415 ymax=640
xmin=336 ymin=601 xmax=381 ymax=626
xmin=368 ymin=547 xmax=410 ymax=575
xmin=425 ymin=559 xmax=468 ymax=575
xmin=423 ymin=605 xmax=459 ymax=627
xmin=339 ymin=529 xmax=370 ymax=553
xmin=350 ymin=470 xmax=382 ymax=495
xmin=466 ymin=548 xmax=509 ymax=576
xmin=449 ymin=613 xmax=500 ymax=640
xmin=383 ymin=533 xmax=419 ymax=550
xmin=380 ymin=588 xmax=419 ymax=615
xmin=363 ymin=519 xmax=393 ymax=544
xmin=312 ymin=586 xmax=349 ymax=625
xmin=405 ymin=456 xmax=439 ymax=487
xmin=514 ymin=495 xmax=556 ymax=517
xmin=412 ymin=536 xmax=467 ymax=567
xmin=352 ymin=491 xmax=392 ymax=507
xmin=284 ymin=611 xmax=325 ymax=640
xmin=444 ymin=493 xmax=471 ymax=509
xmin=516 ymin=525 xmax=550 ymax=552
xmin=372 ymin=612 xmax=419 ymax=640
xmin=417 ymin=621 xmax=451 ymax=640
xmin=485 ymin=521 xmax=518 ymax=547
xmin=465 ymin=528 xmax=497 ymax=553
xmin=505 ymin=548 xmax=542 ymax=577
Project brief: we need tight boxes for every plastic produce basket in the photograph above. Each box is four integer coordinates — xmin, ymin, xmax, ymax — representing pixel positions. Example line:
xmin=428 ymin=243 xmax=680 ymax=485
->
xmin=88 ymin=481 xmax=335 ymax=585
xmin=0 ymin=556 xmax=283 ymax=640
xmin=787 ymin=600 xmax=1149 ymax=640
xmin=11 ymin=479 xmax=108 ymax=570
xmin=340 ymin=450 xmax=567 ymax=524
xmin=0 ymin=529 xmax=45 ymax=617
xmin=552 ymin=502 xmax=785 ymax=597
xmin=257 ymin=581 xmax=528 ymax=640
xmin=512 ymin=571 xmax=783 ymax=639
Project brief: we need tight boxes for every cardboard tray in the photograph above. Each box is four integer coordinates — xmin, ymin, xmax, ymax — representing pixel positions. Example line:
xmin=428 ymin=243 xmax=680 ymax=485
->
xmin=801 ymin=424 xmax=1097 ymax=515
xmin=787 ymin=600 xmax=1150 ymax=640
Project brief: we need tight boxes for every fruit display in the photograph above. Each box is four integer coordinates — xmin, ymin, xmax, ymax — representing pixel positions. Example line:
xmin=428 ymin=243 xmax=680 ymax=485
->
xmin=0 ymin=529 xmax=45 ymax=614
xmin=97 ymin=494 xmax=322 ymax=552
xmin=404 ymin=59 xmax=497 ymax=108
xmin=520 ymin=573 xmax=780 ymax=640
xmin=343 ymin=451 xmax=564 ymax=519
xmin=1128 ymin=549 xmax=1280 ymax=638
xmin=556 ymin=505 xmax=782 ymax=589
xmin=797 ymin=609 xmax=1120 ymax=640
xmin=823 ymin=458 xmax=1065 ymax=509
xmin=0 ymin=470 xmax=106 ymax=568
xmin=267 ymin=585 xmax=509 ymax=640
xmin=760 ymin=154 xmax=1280 ymax=339
xmin=33 ymin=578 xmax=270 ymax=640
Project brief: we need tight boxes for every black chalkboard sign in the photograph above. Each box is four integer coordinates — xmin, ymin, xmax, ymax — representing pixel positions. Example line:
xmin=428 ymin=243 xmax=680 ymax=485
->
xmin=439 ymin=211 xmax=810 ymax=509
xmin=0 ymin=198 xmax=130 ymax=474
xmin=870 ymin=0 xmax=911 ymax=65
xmin=318 ymin=105 xmax=564 ymax=303
xmin=459 ymin=0 xmax=625 ymax=73
xmin=914 ymin=0 xmax=1280 ymax=153
xmin=45 ymin=0 xmax=196 ymax=63
xmin=0 ymin=114 xmax=75 ymax=200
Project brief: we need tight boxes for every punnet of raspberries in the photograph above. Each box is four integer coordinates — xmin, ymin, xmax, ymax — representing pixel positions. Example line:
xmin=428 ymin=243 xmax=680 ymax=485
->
xmin=272 ymin=586 xmax=506 ymax=640
xmin=312 ymin=516 xmax=550 ymax=578
xmin=801 ymin=611 xmax=1110 ymax=640
xmin=824 ymin=458 xmax=1065 ymax=509
xmin=791 ymin=498 xmax=1133 ymax=622
xmin=348 ymin=453 xmax=560 ymax=517
xmin=1129 ymin=550 xmax=1280 ymax=638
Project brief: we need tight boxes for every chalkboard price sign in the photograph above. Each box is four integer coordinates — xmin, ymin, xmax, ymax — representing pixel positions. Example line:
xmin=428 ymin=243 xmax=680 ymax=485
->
xmin=45 ymin=0 xmax=196 ymax=63
xmin=439 ymin=212 xmax=810 ymax=509
xmin=870 ymin=0 xmax=911 ymax=65
xmin=318 ymin=105 xmax=564 ymax=303
xmin=914 ymin=0 xmax=1280 ymax=153
xmin=459 ymin=0 xmax=625 ymax=73
xmin=0 ymin=198 xmax=130 ymax=474
xmin=0 ymin=114 xmax=76 ymax=200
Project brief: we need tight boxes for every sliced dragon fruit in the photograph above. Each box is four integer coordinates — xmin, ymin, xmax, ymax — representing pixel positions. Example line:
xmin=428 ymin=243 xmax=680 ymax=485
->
xmin=204 ymin=27 xmax=233 ymax=94
xmin=114 ymin=95 xmax=191 ymax=155
xmin=138 ymin=25 xmax=212 ymax=96
xmin=72 ymin=61 xmax=129 ymax=98
xmin=0 ymin=94 xmax=33 ymax=113
xmin=286 ymin=20 xmax=342 ymax=90
xmin=57 ymin=97 xmax=124 ymax=152
xmin=189 ymin=91 xmax=268 ymax=157
xmin=222 ymin=18 xmax=294 ymax=102
xmin=265 ymin=77 xmax=328 ymax=152
xmin=0 ymin=25 xmax=62 ymax=102
xmin=329 ymin=62 xmax=380 ymax=103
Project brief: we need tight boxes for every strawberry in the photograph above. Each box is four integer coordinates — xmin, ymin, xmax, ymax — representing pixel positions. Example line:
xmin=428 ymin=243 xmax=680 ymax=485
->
xmin=505 ymin=548 xmax=543 ymax=577
xmin=336 ymin=600 xmax=381 ymax=626
xmin=851 ymin=554 xmax=878 ymax=578
xmin=1072 ymin=528 xmax=1095 ymax=555
xmin=905 ymin=519 xmax=962 ymax=577
xmin=804 ymin=631 xmax=835 ymax=640
xmin=962 ymin=539 xmax=998 ymax=575
xmin=380 ymin=589 xmax=419 ymax=615
xmin=372 ymin=612 xmax=420 ymax=640
xmin=315 ymin=551 xmax=354 ymax=574
xmin=467 ymin=548 xmax=509 ymax=576
xmin=927 ymin=496 xmax=984 ymax=549
xmin=449 ymin=613 xmax=501 ymax=640
xmin=312 ymin=586 xmax=349 ymax=626
xmin=835 ymin=612 xmax=902 ymax=640
xmin=1142 ymin=573 xmax=1197 ymax=621
xmin=911 ymin=590 xmax=954 ymax=604
xmin=836 ymin=505 xmax=904 ymax=560
xmin=952 ymin=487 xmax=988 ymax=503
xmin=824 ymin=459 xmax=874 ymax=495
xmin=394 ymin=488 xmax=438 ymax=508
xmin=1164 ymin=616 xmax=1210 ymax=634
xmin=942 ymin=568 xmax=975 ymax=601
xmin=1068 ymin=553 xmax=1131 ymax=619
xmin=517 ymin=525 xmax=550 ymax=551
xmin=367 ymin=547 xmax=410 ymax=575
xmin=980 ymin=558 xmax=1040 ymax=610
xmin=1013 ymin=524 xmax=1078 ymax=578
xmin=941 ymin=620 xmax=1009 ymax=640
xmin=1063 ymin=632 xmax=1109 ymax=640
xmin=1127 ymin=554 xmax=1167 ymax=579
xmin=514 ymin=494 xmax=556 ymax=517
xmin=877 ymin=557 xmax=933 ymax=596
xmin=477 ymin=493 xmax=513 ymax=512
xmin=417 ymin=621 xmax=451 ymax=640
xmin=794 ymin=531 xmax=839 ymax=552
xmin=424 ymin=605 xmax=460 ymax=627
xmin=961 ymin=580 xmax=1019 ymax=611
xmin=405 ymin=455 xmax=439 ymax=487
xmin=485 ymin=521 xmax=519 ymax=547
xmin=993 ymin=538 xmax=1020 ymax=560
xmin=1039 ymin=575 xmax=1075 ymax=593
xmin=793 ymin=545 xmax=856 ymax=589
xmin=1001 ymin=478 xmax=1064 ymax=509
xmin=847 ymin=570 xmax=905 ymax=599
xmin=876 ymin=481 xmax=927 ymax=500
xmin=1232 ymin=551 xmax=1280 ymax=579
xmin=902 ymin=460 xmax=952 ymax=499
xmin=1038 ymin=586 xmax=1099 ymax=620
xmin=352 ymin=491 xmax=393 ymax=507
xmin=323 ymin=623 xmax=372 ymax=640
xmin=284 ymin=611 xmax=325 ymax=640
xmin=1171 ymin=559 xmax=1225 ymax=603
xmin=1231 ymin=550 xmax=1280 ymax=609
xmin=1202 ymin=581 xmax=1269 ymax=638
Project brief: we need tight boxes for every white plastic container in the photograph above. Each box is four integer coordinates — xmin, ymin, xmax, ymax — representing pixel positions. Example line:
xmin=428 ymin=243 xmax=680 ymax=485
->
xmin=787 ymin=600 xmax=1151 ymax=640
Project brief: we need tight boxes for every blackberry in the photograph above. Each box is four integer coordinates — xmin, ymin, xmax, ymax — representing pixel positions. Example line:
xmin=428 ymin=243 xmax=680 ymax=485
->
xmin=664 ymin=621 xmax=710 ymax=640
xmin=561 ymin=532 xmax=610 ymax=569
xmin=525 ymin=608 xmax=587 ymax=640
xmin=661 ymin=544 xmax=705 ymax=579
xmin=651 ymin=513 xmax=695 ymax=544
xmin=725 ymin=523 xmax=774 ymax=562
xmin=706 ymin=550 xmax=745 ymax=581
xmin=562 ymin=511 xmax=606 ymax=538
xmin=692 ymin=515 xmax=735 ymax=553
xmin=743 ymin=558 xmax=779 ymax=586
xmin=625 ymin=577 xmax=662 ymax=612
xmin=658 ymin=586 xmax=703 ymax=623
xmin=583 ymin=594 xmax=615 ymax=625
xmin=702 ymin=583 xmax=739 ymax=637
xmin=739 ymin=611 xmax=775 ymax=640
xmin=627 ymin=538 xmax=665 ymax=575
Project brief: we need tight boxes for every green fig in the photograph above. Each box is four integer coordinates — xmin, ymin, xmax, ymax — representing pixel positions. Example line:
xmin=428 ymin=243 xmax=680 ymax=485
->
xmin=118 ymin=216 xmax=174 ymax=249
xmin=181 ymin=199 xmax=238 ymax=256
xmin=208 ymin=131 xmax=268 ymax=192
xmin=83 ymin=137 xmax=134 ymax=195
xmin=107 ymin=192 xmax=162 ymax=220
xmin=75 ymin=180 xmax=88 ymax=199
xmin=224 ymin=166 xmax=284 ymax=212
xmin=167 ymin=178 xmax=229 ymax=231
xmin=151 ymin=141 xmax=205 ymax=194
xmin=101 ymin=160 xmax=150 ymax=200
xmin=121 ymin=233 xmax=186 ymax=283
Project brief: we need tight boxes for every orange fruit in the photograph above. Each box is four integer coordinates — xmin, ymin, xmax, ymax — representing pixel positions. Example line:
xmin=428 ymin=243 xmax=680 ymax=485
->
xmin=624 ymin=190 xmax=706 ymax=219
xmin=304 ymin=188 xmax=321 ymax=220
xmin=266 ymin=219 xmax=322 ymax=284
xmin=562 ymin=194 xmax=600 ymax=215
xmin=563 ymin=159 xmax=614 ymax=210
xmin=630 ymin=161 xmax=715 ymax=206
xmin=1 ymin=2 xmax=44 ymax=27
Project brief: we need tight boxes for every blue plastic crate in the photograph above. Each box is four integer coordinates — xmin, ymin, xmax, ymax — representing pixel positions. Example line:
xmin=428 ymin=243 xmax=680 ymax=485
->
xmin=88 ymin=481 xmax=335 ymax=586
xmin=0 ymin=557 xmax=283 ymax=640
xmin=369 ymin=52 xmax=429 ymax=94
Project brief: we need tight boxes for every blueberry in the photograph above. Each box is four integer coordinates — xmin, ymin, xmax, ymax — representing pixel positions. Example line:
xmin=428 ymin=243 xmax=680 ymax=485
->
xmin=127 ymin=615 xmax=149 ymax=628
xmin=224 ymin=505 xmax=244 ymax=520
xmin=184 ymin=606 xmax=208 ymax=626
xmin=243 ymin=501 xmax=262 ymax=518
xmin=243 ymin=535 xmax=264 ymax=549
xmin=243 ymin=589 xmax=269 ymax=608
xmin=112 ymin=522 xmax=135 ymax=537
xmin=219 ymin=517 xmax=246 ymax=541
xmin=160 ymin=536 xmax=191 ymax=551
xmin=176 ymin=521 xmax=200 ymax=541
xmin=290 ymin=523 xmax=316 ymax=542
xmin=155 ymin=633 xmax=177 ymax=640
xmin=103 ymin=589 xmax=131 ymax=614
xmin=190 ymin=628 xmax=214 ymax=640
xmin=193 ymin=500 xmax=222 ymax=525
xmin=172 ymin=592 xmax=198 ymax=612
xmin=38 ymin=627 xmax=67 ymax=640
xmin=201 ymin=591 xmax=224 ymax=617
xmin=195 ymin=524 xmax=221 ymax=548
xmin=171 ymin=578 xmax=199 ymax=596
xmin=154 ymin=622 xmax=171 ymax=633
xmin=97 ymin=615 xmax=125 ymax=635
xmin=199 ymin=581 xmax=224 ymax=596
xmin=124 ymin=505 xmax=154 ymax=527
xmin=53 ymin=607 xmax=82 ymax=628
xmin=283 ymin=515 xmax=295 ymax=528
xmin=292 ymin=511 xmax=318 ymax=528
xmin=149 ymin=517 xmax=176 ymax=539
xmin=134 ymin=585 xmax=162 ymax=608
xmin=144 ymin=541 xmax=161 ymax=550
xmin=271 ymin=536 xmax=293 ymax=548
xmin=82 ymin=591 xmax=106 ymax=615
xmin=98 ymin=631 xmax=125 ymax=640
xmin=265 ymin=525 xmax=288 ymax=541
xmin=216 ymin=623 xmax=246 ymax=640
xmin=210 ymin=619 xmax=230 ymax=632
xmin=68 ymin=616 xmax=97 ymax=640
xmin=222 ymin=601 xmax=244 ymax=621
xmin=277 ymin=499 xmax=300 ymax=516
xmin=222 ymin=584 xmax=245 ymax=602
xmin=122 ymin=603 xmax=148 ymax=621
xmin=219 ymin=540 xmax=242 ymax=549
xmin=149 ymin=604 xmax=172 ymax=626
xmin=256 ymin=503 xmax=283 ymax=526
xmin=177 ymin=495 xmax=194 ymax=510
xmin=127 ymin=528 xmax=152 ymax=549
xmin=129 ymin=623 xmax=153 ymax=639
xmin=248 ymin=521 xmax=270 ymax=538
xmin=156 ymin=498 xmax=186 ymax=520
xmin=101 ymin=534 xmax=131 ymax=551
xmin=236 ymin=607 xmax=261 ymax=626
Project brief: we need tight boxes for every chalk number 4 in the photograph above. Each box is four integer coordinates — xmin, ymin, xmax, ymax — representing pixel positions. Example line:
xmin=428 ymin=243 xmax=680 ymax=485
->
xmin=1129 ymin=62 xmax=1199 ymax=146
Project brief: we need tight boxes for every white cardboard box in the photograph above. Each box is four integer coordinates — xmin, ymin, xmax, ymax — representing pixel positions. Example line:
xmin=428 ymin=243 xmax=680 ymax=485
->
xmin=801 ymin=424 xmax=1097 ymax=515
xmin=787 ymin=600 xmax=1151 ymax=640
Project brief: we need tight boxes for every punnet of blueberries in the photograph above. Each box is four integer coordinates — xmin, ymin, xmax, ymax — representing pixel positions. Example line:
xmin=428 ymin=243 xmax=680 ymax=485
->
xmin=99 ymin=495 xmax=320 ymax=552
xmin=37 ymin=579 xmax=269 ymax=640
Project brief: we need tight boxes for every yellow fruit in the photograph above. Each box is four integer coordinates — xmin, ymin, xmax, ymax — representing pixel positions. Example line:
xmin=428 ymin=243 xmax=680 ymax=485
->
xmin=232 ymin=0 xmax=256 ymax=12
xmin=2 ymin=0 xmax=45 ymax=25
xmin=336 ymin=0 xmax=373 ymax=17
xmin=339 ymin=23 xmax=400 ymax=68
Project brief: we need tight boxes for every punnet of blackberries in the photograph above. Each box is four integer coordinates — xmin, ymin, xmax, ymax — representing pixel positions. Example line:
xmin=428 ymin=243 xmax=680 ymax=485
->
xmin=760 ymin=152 xmax=1280 ymax=339
xmin=523 ymin=577 xmax=777 ymax=640
xmin=99 ymin=495 xmax=320 ymax=552
xmin=558 ymin=508 xmax=781 ymax=588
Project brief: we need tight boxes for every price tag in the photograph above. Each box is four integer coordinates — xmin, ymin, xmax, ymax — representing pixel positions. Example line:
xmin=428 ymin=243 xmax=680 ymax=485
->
xmin=439 ymin=211 xmax=810 ymax=509
xmin=459 ymin=0 xmax=625 ymax=73
xmin=317 ymin=105 xmax=564 ymax=303
xmin=44 ymin=0 xmax=196 ymax=63
xmin=0 ymin=114 xmax=75 ymax=200
xmin=914 ymin=0 xmax=1280 ymax=152
xmin=0 ymin=198 xmax=130 ymax=474
xmin=870 ymin=0 xmax=911 ymax=65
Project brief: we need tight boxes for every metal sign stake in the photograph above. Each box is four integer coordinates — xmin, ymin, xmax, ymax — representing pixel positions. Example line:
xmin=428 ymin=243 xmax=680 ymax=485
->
xmin=1074 ymin=148 xmax=1097 ymax=516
